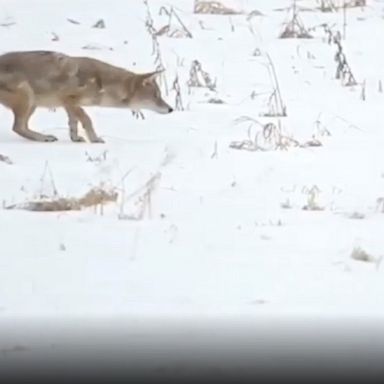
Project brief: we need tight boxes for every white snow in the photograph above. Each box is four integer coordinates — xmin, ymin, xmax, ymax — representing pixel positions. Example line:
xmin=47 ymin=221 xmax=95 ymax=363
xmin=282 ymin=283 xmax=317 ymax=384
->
xmin=0 ymin=0 xmax=384 ymax=326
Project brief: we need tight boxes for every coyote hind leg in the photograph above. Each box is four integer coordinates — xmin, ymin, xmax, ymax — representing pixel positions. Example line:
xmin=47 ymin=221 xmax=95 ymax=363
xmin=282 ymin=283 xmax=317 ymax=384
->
xmin=9 ymin=81 xmax=57 ymax=142
xmin=13 ymin=106 xmax=58 ymax=142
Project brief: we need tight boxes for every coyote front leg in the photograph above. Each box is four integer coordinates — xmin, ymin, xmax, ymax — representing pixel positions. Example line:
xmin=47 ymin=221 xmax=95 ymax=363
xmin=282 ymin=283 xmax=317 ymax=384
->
xmin=9 ymin=82 xmax=57 ymax=142
xmin=64 ymin=106 xmax=85 ymax=142
xmin=64 ymin=104 xmax=104 ymax=143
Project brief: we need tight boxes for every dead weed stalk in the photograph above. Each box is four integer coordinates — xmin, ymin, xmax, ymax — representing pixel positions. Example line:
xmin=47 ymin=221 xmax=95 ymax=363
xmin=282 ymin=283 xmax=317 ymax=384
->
xmin=143 ymin=0 xmax=169 ymax=94
xmin=156 ymin=6 xmax=193 ymax=38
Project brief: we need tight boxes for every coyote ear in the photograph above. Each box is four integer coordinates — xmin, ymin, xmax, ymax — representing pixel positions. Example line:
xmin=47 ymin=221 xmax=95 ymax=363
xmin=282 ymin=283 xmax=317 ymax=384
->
xmin=141 ymin=69 xmax=164 ymax=85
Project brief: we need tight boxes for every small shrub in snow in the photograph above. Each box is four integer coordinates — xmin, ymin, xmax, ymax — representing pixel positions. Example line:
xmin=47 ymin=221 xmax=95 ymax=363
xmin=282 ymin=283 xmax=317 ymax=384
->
xmin=187 ymin=60 xmax=216 ymax=92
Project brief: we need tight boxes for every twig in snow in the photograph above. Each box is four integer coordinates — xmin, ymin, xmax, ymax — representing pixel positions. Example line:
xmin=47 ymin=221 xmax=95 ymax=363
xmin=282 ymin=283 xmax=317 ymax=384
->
xmin=67 ymin=18 xmax=81 ymax=25
xmin=211 ymin=141 xmax=218 ymax=159
xmin=92 ymin=19 xmax=106 ymax=29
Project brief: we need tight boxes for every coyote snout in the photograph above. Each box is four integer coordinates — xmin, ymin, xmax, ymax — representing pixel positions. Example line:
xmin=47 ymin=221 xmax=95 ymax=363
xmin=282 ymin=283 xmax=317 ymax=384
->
xmin=129 ymin=71 xmax=173 ymax=115
xmin=0 ymin=50 xmax=173 ymax=143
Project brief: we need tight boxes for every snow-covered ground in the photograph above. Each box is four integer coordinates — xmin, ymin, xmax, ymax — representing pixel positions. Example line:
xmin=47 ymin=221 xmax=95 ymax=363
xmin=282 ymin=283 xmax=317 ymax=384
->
xmin=0 ymin=0 xmax=384 ymax=327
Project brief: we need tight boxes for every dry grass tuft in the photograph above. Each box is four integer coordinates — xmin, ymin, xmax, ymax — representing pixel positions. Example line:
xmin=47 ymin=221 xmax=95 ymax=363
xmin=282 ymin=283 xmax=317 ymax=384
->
xmin=319 ymin=0 xmax=366 ymax=11
xmin=5 ymin=186 xmax=118 ymax=212
xmin=230 ymin=118 xmax=299 ymax=152
xmin=194 ymin=0 xmax=243 ymax=15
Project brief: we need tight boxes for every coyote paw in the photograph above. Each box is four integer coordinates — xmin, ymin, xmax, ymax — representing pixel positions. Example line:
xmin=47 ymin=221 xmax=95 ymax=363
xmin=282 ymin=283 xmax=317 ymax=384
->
xmin=91 ymin=137 xmax=105 ymax=143
xmin=71 ymin=136 xmax=86 ymax=143
xmin=43 ymin=135 xmax=58 ymax=142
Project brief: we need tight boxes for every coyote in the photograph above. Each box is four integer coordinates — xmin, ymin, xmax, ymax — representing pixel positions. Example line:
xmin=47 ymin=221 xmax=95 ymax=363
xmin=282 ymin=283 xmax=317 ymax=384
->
xmin=0 ymin=50 xmax=173 ymax=143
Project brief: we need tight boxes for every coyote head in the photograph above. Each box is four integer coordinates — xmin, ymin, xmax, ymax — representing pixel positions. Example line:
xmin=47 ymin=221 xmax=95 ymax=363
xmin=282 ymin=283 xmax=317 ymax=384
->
xmin=127 ymin=70 xmax=173 ymax=114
